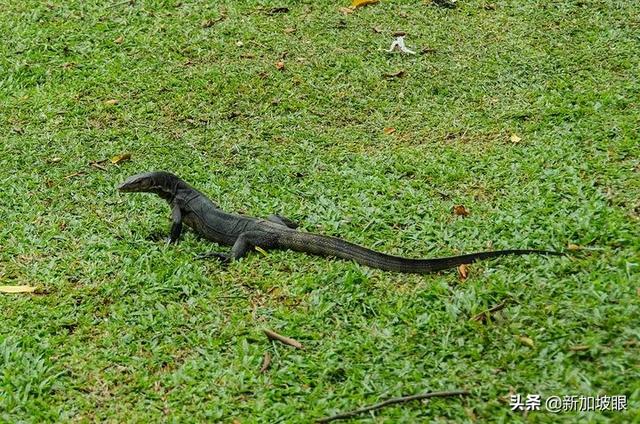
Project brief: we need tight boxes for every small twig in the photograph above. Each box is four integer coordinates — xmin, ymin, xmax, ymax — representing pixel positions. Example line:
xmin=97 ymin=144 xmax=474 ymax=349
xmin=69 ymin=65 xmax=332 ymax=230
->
xmin=260 ymin=352 xmax=272 ymax=373
xmin=471 ymin=301 xmax=508 ymax=322
xmin=263 ymin=329 xmax=303 ymax=349
xmin=89 ymin=161 xmax=108 ymax=171
xmin=318 ymin=390 xmax=470 ymax=423
xmin=64 ymin=171 xmax=86 ymax=179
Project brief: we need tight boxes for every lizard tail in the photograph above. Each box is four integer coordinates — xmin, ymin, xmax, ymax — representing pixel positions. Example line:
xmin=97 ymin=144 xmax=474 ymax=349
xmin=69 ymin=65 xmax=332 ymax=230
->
xmin=278 ymin=231 xmax=562 ymax=274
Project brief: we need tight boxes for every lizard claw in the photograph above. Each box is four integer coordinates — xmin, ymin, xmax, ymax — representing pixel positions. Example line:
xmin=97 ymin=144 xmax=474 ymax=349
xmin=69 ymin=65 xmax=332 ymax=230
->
xmin=196 ymin=252 xmax=231 ymax=264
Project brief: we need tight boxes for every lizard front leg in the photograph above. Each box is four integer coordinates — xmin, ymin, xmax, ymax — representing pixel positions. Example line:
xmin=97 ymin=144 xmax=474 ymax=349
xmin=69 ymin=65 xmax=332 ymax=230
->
xmin=167 ymin=205 xmax=183 ymax=244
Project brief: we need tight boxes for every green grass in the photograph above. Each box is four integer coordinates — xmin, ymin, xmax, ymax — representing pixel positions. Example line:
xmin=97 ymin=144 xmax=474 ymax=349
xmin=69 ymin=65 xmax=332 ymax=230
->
xmin=1 ymin=0 xmax=639 ymax=422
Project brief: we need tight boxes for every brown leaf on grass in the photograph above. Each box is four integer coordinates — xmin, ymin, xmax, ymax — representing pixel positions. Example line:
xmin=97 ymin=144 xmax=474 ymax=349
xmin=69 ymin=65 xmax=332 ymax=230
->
xmin=372 ymin=27 xmax=383 ymax=33
xmin=275 ymin=61 xmax=285 ymax=70
xmin=352 ymin=0 xmax=378 ymax=8
xmin=104 ymin=99 xmax=119 ymax=106
xmin=111 ymin=153 xmax=131 ymax=164
xmin=517 ymin=336 xmax=534 ymax=348
xmin=458 ymin=264 xmax=469 ymax=280
xmin=567 ymin=243 xmax=581 ymax=251
xmin=339 ymin=6 xmax=354 ymax=14
xmin=383 ymin=70 xmax=405 ymax=79
xmin=510 ymin=134 xmax=522 ymax=143
xmin=284 ymin=27 xmax=296 ymax=34
xmin=420 ymin=47 xmax=437 ymax=54
xmin=453 ymin=204 xmax=470 ymax=217
xmin=260 ymin=352 xmax=272 ymax=373
xmin=383 ymin=127 xmax=396 ymax=135
xmin=114 ymin=36 xmax=124 ymax=44
xmin=484 ymin=3 xmax=497 ymax=10
xmin=0 ymin=285 xmax=36 ymax=293
xmin=263 ymin=329 xmax=303 ymax=349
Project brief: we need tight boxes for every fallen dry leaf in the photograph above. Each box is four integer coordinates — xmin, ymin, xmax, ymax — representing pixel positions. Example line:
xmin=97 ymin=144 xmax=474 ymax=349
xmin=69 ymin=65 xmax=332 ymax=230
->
xmin=235 ymin=41 xmax=244 ymax=47
xmin=114 ymin=36 xmax=124 ymax=44
xmin=352 ymin=0 xmax=378 ymax=8
xmin=104 ymin=99 xmax=118 ymax=106
xmin=64 ymin=171 xmax=86 ymax=179
xmin=260 ymin=352 xmax=272 ymax=373
xmin=0 ymin=285 xmax=36 ymax=293
xmin=453 ymin=204 xmax=470 ymax=217
xmin=284 ymin=27 xmax=296 ymax=34
xmin=264 ymin=329 xmax=303 ymax=349
xmin=90 ymin=161 xmax=108 ymax=171
xmin=518 ymin=336 xmax=534 ymax=348
xmin=383 ymin=70 xmax=406 ymax=79
xmin=471 ymin=301 xmax=508 ymax=322
xmin=510 ymin=134 xmax=522 ymax=143
xmin=383 ymin=127 xmax=396 ymax=135
xmin=111 ymin=153 xmax=131 ymax=164
xmin=458 ymin=264 xmax=469 ymax=280
xmin=567 ymin=243 xmax=581 ymax=251
xmin=275 ymin=61 xmax=285 ymax=70
xmin=420 ymin=47 xmax=437 ymax=54
xmin=339 ymin=6 xmax=354 ymax=14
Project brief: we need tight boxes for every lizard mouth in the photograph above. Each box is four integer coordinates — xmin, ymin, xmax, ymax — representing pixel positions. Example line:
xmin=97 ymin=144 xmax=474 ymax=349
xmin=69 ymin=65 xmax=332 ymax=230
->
xmin=117 ymin=181 xmax=133 ymax=191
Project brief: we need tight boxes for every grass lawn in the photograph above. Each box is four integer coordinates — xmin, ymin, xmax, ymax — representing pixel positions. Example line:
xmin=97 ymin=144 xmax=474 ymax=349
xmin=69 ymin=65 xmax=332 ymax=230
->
xmin=1 ymin=0 xmax=639 ymax=422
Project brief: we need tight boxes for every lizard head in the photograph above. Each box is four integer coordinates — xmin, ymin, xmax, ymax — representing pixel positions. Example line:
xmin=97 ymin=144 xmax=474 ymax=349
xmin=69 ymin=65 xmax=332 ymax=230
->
xmin=117 ymin=171 xmax=182 ymax=199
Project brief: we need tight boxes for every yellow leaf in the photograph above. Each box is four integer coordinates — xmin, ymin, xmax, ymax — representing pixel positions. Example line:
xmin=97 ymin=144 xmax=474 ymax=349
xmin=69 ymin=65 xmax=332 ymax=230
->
xmin=458 ymin=264 xmax=469 ymax=280
xmin=383 ymin=127 xmax=396 ymax=135
xmin=518 ymin=336 xmax=534 ymax=348
xmin=0 ymin=285 xmax=36 ymax=293
xmin=510 ymin=134 xmax=522 ymax=143
xmin=111 ymin=153 xmax=131 ymax=164
xmin=351 ymin=0 xmax=378 ymax=8
xmin=255 ymin=246 xmax=268 ymax=256
xmin=275 ymin=61 xmax=285 ymax=70
xmin=114 ymin=36 xmax=124 ymax=44
xmin=567 ymin=243 xmax=581 ymax=251
xmin=339 ymin=6 xmax=354 ymax=14
xmin=104 ymin=99 xmax=119 ymax=106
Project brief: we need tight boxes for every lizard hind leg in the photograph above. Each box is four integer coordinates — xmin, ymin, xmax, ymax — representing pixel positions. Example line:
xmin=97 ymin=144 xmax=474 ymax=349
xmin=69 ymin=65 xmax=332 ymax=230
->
xmin=267 ymin=214 xmax=299 ymax=229
xmin=196 ymin=231 xmax=277 ymax=263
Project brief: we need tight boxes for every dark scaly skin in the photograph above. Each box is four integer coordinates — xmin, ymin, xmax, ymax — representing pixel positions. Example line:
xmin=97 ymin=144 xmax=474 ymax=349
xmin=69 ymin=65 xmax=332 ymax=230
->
xmin=117 ymin=171 xmax=562 ymax=273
